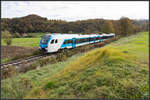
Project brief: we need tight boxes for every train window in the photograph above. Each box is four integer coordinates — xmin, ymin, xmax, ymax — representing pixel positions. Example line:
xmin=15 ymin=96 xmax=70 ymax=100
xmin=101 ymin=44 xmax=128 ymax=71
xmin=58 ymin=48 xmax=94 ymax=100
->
xmin=96 ymin=37 xmax=98 ymax=40
xmin=64 ymin=40 xmax=72 ymax=44
xmin=41 ymin=35 xmax=50 ymax=44
xmin=75 ymin=38 xmax=89 ymax=44
xmin=85 ymin=38 xmax=89 ymax=42
xmin=64 ymin=40 xmax=68 ymax=44
xmin=51 ymin=39 xmax=54 ymax=44
xmin=55 ymin=39 xmax=58 ymax=43
xmin=90 ymin=38 xmax=94 ymax=41
xmin=96 ymin=37 xmax=101 ymax=40
xmin=76 ymin=39 xmax=80 ymax=44
xmin=69 ymin=40 xmax=73 ymax=44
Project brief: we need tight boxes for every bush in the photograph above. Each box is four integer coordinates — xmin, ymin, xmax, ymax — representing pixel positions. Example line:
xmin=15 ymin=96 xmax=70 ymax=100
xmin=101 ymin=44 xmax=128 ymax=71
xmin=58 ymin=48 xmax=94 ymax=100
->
xmin=2 ymin=30 xmax=12 ymax=45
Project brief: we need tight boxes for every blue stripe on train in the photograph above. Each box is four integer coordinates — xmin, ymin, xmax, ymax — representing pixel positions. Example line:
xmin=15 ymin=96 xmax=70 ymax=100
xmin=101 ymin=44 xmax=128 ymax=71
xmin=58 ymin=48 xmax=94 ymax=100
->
xmin=60 ymin=36 xmax=102 ymax=48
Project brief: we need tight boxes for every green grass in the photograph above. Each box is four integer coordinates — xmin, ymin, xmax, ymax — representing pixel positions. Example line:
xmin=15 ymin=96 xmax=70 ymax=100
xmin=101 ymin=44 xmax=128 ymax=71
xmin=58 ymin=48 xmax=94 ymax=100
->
xmin=2 ymin=32 xmax=48 ymax=47
xmin=1 ymin=52 xmax=86 ymax=99
xmin=1 ymin=32 xmax=149 ymax=99
xmin=107 ymin=32 xmax=149 ymax=61
xmin=1 ymin=58 xmax=12 ymax=64
xmin=2 ymin=38 xmax=41 ymax=47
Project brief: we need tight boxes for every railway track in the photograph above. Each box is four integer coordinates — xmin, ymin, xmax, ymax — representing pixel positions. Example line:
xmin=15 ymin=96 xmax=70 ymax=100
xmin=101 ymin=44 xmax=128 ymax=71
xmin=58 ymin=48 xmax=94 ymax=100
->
xmin=1 ymin=37 xmax=117 ymax=70
xmin=1 ymin=53 xmax=53 ymax=70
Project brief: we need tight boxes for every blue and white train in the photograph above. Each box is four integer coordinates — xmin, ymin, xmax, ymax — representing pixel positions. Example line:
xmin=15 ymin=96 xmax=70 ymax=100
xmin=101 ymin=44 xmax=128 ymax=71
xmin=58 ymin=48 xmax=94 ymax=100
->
xmin=39 ymin=33 xmax=115 ymax=53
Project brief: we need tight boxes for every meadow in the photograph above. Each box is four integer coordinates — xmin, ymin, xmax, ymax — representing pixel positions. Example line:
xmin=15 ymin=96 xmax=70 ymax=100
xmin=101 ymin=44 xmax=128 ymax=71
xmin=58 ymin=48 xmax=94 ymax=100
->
xmin=1 ymin=32 xmax=44 ymax=47
xmin=2 ymin=38 xmax=40 ymax=47
xmin=1 ymin=32 xmax=149 ymax=99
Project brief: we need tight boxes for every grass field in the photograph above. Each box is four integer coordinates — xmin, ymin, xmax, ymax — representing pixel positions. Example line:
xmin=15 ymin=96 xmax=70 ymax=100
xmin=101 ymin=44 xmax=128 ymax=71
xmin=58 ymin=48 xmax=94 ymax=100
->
xmin=1 ymin=32 xmax=45 ymax=47
xmin=1 ymin=32 xmax=149 ymax=99
xmin=2 ymin=38 xmax=41 ymax=47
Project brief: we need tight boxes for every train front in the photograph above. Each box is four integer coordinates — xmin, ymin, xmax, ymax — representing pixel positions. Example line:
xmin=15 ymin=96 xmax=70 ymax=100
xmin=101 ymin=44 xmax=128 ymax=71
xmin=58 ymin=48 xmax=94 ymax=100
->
xmin=39 ymin=34 xmax=51 ymax=52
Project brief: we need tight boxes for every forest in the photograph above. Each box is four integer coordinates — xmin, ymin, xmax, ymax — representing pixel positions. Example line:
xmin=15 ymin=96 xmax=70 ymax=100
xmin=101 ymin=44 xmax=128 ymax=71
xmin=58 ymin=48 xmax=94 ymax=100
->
xmin=1 ymin=14 xmax=149 ymax=37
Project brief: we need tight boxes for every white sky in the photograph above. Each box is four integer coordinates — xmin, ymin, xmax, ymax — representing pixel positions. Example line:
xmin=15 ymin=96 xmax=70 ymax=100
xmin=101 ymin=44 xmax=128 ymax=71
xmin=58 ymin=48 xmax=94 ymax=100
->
xmin=2 ymin=1 xmax=149 ymax=21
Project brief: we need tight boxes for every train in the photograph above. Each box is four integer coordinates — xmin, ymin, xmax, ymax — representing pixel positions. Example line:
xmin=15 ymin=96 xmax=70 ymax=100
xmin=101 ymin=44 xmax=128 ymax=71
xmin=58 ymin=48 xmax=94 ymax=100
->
xmin=39 ymin=33 xmax=115 ymax=53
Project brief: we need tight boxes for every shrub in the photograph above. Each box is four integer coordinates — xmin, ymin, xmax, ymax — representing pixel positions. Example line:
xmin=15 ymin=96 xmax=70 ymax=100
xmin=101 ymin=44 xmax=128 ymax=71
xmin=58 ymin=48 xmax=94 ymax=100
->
xmin=2 ymin=30 xmax=12 ymax=45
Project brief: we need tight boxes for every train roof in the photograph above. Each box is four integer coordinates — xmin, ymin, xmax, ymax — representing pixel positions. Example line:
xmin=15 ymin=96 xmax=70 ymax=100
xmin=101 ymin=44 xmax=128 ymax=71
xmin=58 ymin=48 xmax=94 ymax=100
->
xmin=47 ymin=33 xmax=100 ymax=39
xmin=44 ymin=33 xmax=115 ymax=39
xmin=101 ymin=33 xmax=115 ymax=36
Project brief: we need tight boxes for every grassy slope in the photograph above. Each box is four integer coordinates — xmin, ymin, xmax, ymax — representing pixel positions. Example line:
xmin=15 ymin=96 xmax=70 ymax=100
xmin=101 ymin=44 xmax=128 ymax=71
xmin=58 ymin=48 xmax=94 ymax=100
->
xmin=1 ymin=32 xmax=149 ymax=99
xmin=1 ymin=52 xmax=86 ymax=99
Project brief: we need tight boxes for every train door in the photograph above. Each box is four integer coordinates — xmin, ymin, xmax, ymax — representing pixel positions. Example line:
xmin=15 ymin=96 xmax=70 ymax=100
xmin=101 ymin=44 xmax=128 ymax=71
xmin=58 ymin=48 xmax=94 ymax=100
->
xmin=72 ymin=38 xmax=76 ymax=48
xmin=48 ymin=39 xmax=58 ymax=52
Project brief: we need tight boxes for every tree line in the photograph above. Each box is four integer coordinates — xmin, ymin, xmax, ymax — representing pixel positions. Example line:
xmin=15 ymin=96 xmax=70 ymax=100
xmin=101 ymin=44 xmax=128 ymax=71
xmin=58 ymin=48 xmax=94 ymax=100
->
xmin=1 ymin=14 xmax=149 ymax=38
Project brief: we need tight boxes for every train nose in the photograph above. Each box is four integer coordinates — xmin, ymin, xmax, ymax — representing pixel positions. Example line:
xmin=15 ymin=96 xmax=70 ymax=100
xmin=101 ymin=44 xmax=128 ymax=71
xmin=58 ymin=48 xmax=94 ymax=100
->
xmin=40 ymin=43 xmax=47 ymax=48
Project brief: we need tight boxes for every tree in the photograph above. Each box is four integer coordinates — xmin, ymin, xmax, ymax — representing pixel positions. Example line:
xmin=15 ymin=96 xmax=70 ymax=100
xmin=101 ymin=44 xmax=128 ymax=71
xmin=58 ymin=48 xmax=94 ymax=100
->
xmin=119 ymin=17 xmax=134 ymax=36
xmin=101 ymin=21 xmax=115 ymax=33
xmin=2 ymin=30 xmax=12 ymax=45
xmin=112 ymin=20 xmax=122 ymax=37
xmin=1 ymin=14 xmax=148 ymax=35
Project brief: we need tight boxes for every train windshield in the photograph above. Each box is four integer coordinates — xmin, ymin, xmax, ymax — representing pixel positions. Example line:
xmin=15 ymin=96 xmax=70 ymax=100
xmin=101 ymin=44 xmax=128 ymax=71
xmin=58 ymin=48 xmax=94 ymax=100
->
xmin=41 ymin=35 xmax=50 ymax=44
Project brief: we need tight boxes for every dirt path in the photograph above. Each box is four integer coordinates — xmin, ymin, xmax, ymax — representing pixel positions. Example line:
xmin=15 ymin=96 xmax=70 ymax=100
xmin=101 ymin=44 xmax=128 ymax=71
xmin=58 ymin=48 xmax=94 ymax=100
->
xmin=1 ymin=46 xmax=38 ymax=59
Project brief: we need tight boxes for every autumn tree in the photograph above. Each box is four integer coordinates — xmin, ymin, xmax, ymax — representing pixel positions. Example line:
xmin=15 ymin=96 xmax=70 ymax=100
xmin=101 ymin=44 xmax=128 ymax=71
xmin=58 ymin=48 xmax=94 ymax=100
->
xmin=119 ymin=17 xmax=134 ymax=36
xmin=101 ymin=20 xmax=115 ymax=34
xmin=1 ymin=14 xmax=148 ymax=36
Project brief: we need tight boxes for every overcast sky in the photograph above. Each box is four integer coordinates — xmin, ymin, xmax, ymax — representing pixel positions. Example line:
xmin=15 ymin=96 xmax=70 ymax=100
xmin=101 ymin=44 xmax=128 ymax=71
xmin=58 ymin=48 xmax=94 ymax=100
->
xmin=2 ymin=1 xmax=149 ymax=21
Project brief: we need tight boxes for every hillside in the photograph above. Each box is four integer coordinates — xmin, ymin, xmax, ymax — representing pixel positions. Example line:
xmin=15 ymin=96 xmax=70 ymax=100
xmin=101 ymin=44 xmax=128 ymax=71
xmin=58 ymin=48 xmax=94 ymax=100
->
xmin=2 ymin=14 xmax=149 ymax=35
xmin=1 ymin=32 xmax=149 ymax=99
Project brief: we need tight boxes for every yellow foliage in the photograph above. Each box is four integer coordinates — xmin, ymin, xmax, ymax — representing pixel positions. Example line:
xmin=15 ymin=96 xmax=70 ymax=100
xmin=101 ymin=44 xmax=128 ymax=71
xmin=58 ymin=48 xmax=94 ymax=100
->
xmin=54 ymin=47 xmax=128 ymax=80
